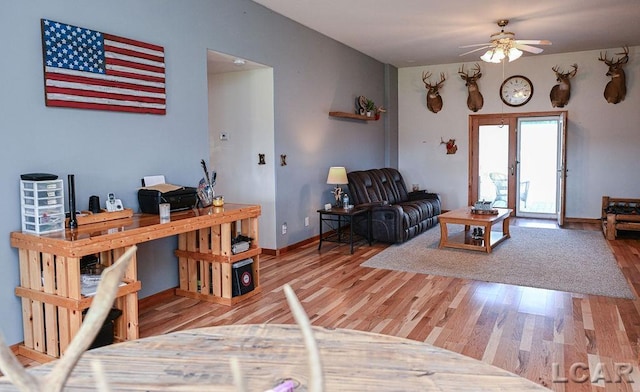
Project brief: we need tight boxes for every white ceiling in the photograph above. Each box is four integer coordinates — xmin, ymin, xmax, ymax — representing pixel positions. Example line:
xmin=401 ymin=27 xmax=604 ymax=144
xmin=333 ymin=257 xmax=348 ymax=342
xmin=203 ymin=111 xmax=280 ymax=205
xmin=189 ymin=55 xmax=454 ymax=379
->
xmin=250 ymin=0 xmax=640 ymax=68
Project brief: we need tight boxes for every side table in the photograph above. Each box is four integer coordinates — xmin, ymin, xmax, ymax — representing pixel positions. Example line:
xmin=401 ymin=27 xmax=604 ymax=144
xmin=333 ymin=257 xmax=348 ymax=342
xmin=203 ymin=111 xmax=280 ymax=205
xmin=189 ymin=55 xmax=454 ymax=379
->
xmin=317 ymin=207 xmax=371 ymax=254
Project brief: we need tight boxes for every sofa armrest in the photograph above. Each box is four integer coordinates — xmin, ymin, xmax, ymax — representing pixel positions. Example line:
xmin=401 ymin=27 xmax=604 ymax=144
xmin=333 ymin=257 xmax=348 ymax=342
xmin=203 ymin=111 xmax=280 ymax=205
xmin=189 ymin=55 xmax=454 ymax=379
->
xmin=368 ymin=204 xmax=405 ymax=243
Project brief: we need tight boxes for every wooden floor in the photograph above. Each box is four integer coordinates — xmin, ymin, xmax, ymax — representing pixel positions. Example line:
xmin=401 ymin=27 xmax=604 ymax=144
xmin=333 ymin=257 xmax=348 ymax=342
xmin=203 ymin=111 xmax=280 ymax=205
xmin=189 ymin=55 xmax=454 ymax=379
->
xmin=15 ymin=219 xmax=640 ymax=391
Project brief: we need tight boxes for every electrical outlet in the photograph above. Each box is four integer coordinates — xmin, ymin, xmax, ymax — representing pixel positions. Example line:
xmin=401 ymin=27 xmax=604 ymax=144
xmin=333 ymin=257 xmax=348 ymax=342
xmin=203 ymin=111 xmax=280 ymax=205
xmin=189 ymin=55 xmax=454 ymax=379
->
xmin=219 ymin=132 xmax=229 ymax=141
xmin=282 ymin=222 xmax=287 ymax=235
xmin=304 ymin=216 xmax=309 ymax=227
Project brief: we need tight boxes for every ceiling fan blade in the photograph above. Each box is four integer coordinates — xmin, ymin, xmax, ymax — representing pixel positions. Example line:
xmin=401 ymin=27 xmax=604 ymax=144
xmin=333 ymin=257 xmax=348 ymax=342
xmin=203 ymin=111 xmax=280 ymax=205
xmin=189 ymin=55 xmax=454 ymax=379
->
xmin=459 ymin=43 xmax=492 ymax=49
xmin=460 ymin=46 xmax=491 ymax=56
xmin=516 ymin=39 xmax=552 ymax=45
xmin=515 ymin=43 xmax=544 ymax=54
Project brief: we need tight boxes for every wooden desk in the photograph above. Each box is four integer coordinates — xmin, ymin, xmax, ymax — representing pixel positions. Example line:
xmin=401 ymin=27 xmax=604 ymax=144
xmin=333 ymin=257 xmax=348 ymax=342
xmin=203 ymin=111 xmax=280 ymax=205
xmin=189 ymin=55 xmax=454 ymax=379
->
xmin=10 ymin=204 xmax=261 ymax=362
xmin=0 ymin=324 xmax=547 ymax=391
xmin=438 ymin=207 xmax=512 ymax=253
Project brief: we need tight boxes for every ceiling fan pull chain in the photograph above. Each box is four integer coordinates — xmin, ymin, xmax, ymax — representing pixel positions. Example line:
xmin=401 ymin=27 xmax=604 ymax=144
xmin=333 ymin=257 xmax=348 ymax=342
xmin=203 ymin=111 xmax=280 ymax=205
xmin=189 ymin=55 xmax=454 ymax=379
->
xmin=499 ymin=60 xmax=505 ymax=127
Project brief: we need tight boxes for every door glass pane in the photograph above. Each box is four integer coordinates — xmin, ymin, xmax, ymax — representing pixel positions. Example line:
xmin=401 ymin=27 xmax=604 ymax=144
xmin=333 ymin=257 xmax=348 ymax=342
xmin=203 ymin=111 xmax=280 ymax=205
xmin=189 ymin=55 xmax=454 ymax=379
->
xmin=478 ymin=124 xmax=509 ymax=206
xmin=518 ymin=119 xmax=558 ymax=215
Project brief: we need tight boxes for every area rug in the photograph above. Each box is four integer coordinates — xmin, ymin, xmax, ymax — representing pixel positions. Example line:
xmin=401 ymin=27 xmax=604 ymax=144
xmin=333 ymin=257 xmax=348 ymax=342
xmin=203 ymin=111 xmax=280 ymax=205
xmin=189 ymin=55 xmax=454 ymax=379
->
xmin=361 ymin=226 xmax=635 ymax=299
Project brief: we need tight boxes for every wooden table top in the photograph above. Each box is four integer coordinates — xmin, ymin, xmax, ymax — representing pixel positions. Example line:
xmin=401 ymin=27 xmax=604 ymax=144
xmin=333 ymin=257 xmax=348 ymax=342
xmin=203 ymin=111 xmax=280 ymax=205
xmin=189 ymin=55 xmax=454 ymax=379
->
xmin=0 ymin=324 xmax=547 ymax=391
xmin=10 ymin=203 xmax=261 ymax=257
xmin=440 ymin=207 xmax=512 ymax=223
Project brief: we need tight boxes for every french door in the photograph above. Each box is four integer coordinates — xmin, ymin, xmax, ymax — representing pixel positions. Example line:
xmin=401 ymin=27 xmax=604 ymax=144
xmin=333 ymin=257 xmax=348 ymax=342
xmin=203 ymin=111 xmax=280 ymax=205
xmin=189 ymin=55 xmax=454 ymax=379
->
xmin=469 ymin=111 xmax=567 ymax=224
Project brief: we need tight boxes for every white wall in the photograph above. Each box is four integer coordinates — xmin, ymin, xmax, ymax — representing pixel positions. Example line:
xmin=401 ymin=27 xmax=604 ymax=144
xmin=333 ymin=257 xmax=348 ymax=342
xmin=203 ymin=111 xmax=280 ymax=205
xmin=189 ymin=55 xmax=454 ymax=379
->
xmin=208 ymin=68 xmax=277 ymax=249
xmin=399 ymin=46 xmax=640 ymax=218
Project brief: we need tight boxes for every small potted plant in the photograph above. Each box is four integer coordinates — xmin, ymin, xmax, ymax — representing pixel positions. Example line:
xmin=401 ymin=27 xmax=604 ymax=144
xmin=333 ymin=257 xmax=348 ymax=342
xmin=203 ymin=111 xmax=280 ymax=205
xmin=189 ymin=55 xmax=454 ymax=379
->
xmin=365 ymin=99 xmax=375 ymax=117
xmin=374 ymin=105 xmax=386 ymax=120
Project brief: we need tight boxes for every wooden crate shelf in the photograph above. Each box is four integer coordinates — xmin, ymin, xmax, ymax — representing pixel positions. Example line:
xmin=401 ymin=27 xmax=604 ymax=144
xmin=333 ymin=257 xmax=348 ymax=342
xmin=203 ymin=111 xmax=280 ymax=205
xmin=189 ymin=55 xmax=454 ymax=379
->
xmin=174 ymin=213 xmax=261 ymax=304
xmin=11 ymin=203 xmax=262 ymax=361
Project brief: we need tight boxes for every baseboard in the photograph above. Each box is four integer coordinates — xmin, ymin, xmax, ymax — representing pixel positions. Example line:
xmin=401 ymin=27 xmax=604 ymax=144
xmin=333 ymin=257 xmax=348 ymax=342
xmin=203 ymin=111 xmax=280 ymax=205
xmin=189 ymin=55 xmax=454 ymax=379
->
xmin=261 ymin=234 xmax=322 ymax=256
xmin=564 ymin=217 xmax=601 ymax=224
xmin=138 ymin=287 xmax=177 ymax=310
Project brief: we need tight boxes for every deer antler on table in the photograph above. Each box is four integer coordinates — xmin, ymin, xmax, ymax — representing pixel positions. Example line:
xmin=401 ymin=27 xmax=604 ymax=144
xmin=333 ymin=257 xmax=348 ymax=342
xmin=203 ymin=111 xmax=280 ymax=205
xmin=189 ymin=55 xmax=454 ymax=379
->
xmin=0 ymin=246 xmax=138 ymax=392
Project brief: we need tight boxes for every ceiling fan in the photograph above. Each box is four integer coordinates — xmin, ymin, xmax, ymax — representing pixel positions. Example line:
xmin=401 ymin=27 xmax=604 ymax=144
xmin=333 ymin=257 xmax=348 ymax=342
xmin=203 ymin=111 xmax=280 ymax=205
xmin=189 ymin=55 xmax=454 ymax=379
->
xmin=460 ymin=19 xmax=552 ymax=63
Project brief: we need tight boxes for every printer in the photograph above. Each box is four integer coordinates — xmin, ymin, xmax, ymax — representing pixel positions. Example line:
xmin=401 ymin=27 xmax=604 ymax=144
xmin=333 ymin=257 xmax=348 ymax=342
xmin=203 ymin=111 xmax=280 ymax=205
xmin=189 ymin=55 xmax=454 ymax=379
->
xmin=138 ymin=183 xmax=198 ymax=214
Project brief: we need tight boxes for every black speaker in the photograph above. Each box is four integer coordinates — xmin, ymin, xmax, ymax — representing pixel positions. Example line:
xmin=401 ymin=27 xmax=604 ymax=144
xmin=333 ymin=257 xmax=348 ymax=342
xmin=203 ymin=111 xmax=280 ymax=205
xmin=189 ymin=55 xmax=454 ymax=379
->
xmin=232 ymin=258 xmax=254 ymax=297
xmin=89 ymin=195 xmax=100 ymax=213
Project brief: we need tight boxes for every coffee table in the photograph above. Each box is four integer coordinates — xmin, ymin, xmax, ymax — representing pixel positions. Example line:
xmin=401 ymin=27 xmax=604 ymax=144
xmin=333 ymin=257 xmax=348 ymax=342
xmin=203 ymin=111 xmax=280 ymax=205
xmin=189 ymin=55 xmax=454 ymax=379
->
xmin=438 ymin=207 xmax=512 ymax=253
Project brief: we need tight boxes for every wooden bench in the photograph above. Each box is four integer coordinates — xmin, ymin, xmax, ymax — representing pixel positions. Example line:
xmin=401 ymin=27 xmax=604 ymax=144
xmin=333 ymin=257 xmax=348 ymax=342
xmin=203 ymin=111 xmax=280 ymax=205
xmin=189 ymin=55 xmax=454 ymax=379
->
xmin=602 ymin=196 xmax=640 ymax=240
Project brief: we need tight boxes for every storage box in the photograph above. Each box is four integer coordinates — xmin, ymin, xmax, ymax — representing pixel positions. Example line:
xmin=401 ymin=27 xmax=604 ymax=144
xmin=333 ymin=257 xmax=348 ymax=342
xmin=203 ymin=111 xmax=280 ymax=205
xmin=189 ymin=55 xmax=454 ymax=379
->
xmin=20 ymin=179 xmax=65 ymax=234
xmin=232 ymin=258 xmax=254 ymax=297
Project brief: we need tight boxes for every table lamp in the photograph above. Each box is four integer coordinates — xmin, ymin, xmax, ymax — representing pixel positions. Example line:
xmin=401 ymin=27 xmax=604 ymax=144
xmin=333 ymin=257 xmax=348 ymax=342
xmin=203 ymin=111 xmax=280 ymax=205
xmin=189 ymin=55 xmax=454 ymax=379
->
xmin=326 ymin=166 xmax=348 ymax=207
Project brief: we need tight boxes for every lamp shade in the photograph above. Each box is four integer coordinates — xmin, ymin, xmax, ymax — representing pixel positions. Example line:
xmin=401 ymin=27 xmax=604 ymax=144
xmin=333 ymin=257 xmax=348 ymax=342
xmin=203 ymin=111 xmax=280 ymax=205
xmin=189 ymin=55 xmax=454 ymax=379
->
xmin=507 ymin=47 xmax=523 ymax=62
xmin=326 ymin=166 xmax=348 ymax=185
xmin=481 ymin=45 xmax=522 ymax=63
xmin=481 ymin=48 xmax=504 ymax=63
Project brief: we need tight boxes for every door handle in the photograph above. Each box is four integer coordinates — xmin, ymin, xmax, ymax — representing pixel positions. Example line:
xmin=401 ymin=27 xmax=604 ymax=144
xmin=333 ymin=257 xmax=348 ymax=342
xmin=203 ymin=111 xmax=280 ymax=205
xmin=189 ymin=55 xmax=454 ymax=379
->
xmin=510 ymin=160 xmax=519 ymax=175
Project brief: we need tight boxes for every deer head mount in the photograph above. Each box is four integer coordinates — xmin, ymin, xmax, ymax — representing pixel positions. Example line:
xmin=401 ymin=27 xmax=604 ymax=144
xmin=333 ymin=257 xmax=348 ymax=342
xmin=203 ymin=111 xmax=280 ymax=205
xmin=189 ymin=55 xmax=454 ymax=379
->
xmin=458 ymin=63 xmax=484 ymax=112
xmin=422 ymin=71 xmax=446 ymax=113
xmin=549 ymin=63 xmax=578 ymax=108
xmin=598 ymin=46 xmax=629 ymax=104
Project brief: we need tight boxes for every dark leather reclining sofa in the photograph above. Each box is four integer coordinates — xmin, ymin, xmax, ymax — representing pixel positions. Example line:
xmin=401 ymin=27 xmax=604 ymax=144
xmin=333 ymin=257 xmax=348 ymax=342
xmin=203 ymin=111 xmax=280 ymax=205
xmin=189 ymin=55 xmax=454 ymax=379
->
xmin=347 ymin=168 xmax=441 ymax=243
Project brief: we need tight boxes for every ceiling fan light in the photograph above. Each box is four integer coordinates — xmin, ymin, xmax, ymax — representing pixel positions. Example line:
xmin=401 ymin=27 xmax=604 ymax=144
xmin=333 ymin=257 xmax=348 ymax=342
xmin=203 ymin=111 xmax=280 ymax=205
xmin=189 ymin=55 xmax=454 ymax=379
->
xmin=480 ymin=50 xmax=493 ymax=62
xmin=481 ymin=49 xmax=503 ymax=63
xmin=508 ymin=47 xmax=523 ymax=62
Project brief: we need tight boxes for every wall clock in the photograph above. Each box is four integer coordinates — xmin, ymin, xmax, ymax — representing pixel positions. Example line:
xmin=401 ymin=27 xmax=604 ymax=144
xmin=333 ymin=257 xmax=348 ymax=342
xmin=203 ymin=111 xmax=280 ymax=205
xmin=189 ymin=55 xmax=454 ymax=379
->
xmin=500 ymin=75 xmax=533 ymax=107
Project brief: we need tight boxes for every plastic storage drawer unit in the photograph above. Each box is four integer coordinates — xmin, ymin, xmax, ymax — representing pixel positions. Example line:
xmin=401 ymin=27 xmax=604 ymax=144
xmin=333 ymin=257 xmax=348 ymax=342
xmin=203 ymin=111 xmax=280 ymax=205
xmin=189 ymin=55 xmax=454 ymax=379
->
xmin=20 ymin=179 xmax=65 ymax=234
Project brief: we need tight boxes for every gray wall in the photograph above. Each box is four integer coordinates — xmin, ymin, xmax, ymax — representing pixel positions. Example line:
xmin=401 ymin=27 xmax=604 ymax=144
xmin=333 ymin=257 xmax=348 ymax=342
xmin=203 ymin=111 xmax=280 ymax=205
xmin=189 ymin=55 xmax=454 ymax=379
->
xmin=0 ymin=1 xmax=391 ymax=345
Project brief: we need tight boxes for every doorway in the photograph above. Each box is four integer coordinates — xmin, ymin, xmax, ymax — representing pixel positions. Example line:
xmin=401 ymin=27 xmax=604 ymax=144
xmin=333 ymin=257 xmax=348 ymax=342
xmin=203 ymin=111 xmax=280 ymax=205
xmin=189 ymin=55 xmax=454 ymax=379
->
xmin=206 ymin=50 xmax=277 ymax=249
xmin=469 ymin=111 xmax=567 ymax=224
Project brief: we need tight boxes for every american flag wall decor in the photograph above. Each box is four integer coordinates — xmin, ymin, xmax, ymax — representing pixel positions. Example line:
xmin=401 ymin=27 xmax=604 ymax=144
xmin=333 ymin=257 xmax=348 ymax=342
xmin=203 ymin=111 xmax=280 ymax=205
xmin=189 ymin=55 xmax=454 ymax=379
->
xmin=41 ymin=19 xmax=166 ymax=114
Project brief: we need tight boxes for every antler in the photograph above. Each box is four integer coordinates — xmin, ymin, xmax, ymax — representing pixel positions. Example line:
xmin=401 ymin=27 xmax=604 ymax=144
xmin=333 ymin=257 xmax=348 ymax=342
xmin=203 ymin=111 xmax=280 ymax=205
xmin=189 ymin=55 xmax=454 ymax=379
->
xmin=472 ymin=63 xmax=482 ymax=76
xmin=599 ymin=46 xmax=629 ymax=66
xmin=422 ymin=70 xmax=446 ymax=89
xmin=422 ymin=71 xmax=432 ymax=87
xmin=598 ymin=51 xmax=612 ymax=65
xmin=0 ymin=246 xmax=138 ymax=392
xmin=552 ymin=64 xmax=578 ymax=78
xmin=458 ymin=64 xmax=467 ymax=78
xmin=459 ymin=64 xmax=481 ymax=83
xmin=616 ymin=46 xmax=630 ymax=65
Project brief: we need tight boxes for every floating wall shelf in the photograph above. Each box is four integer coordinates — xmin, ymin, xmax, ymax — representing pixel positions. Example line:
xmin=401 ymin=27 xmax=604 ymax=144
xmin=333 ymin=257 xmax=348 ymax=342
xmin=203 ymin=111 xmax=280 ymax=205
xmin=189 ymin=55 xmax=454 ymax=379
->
xmin=329 ymin=111 xmax=378 ymax=121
